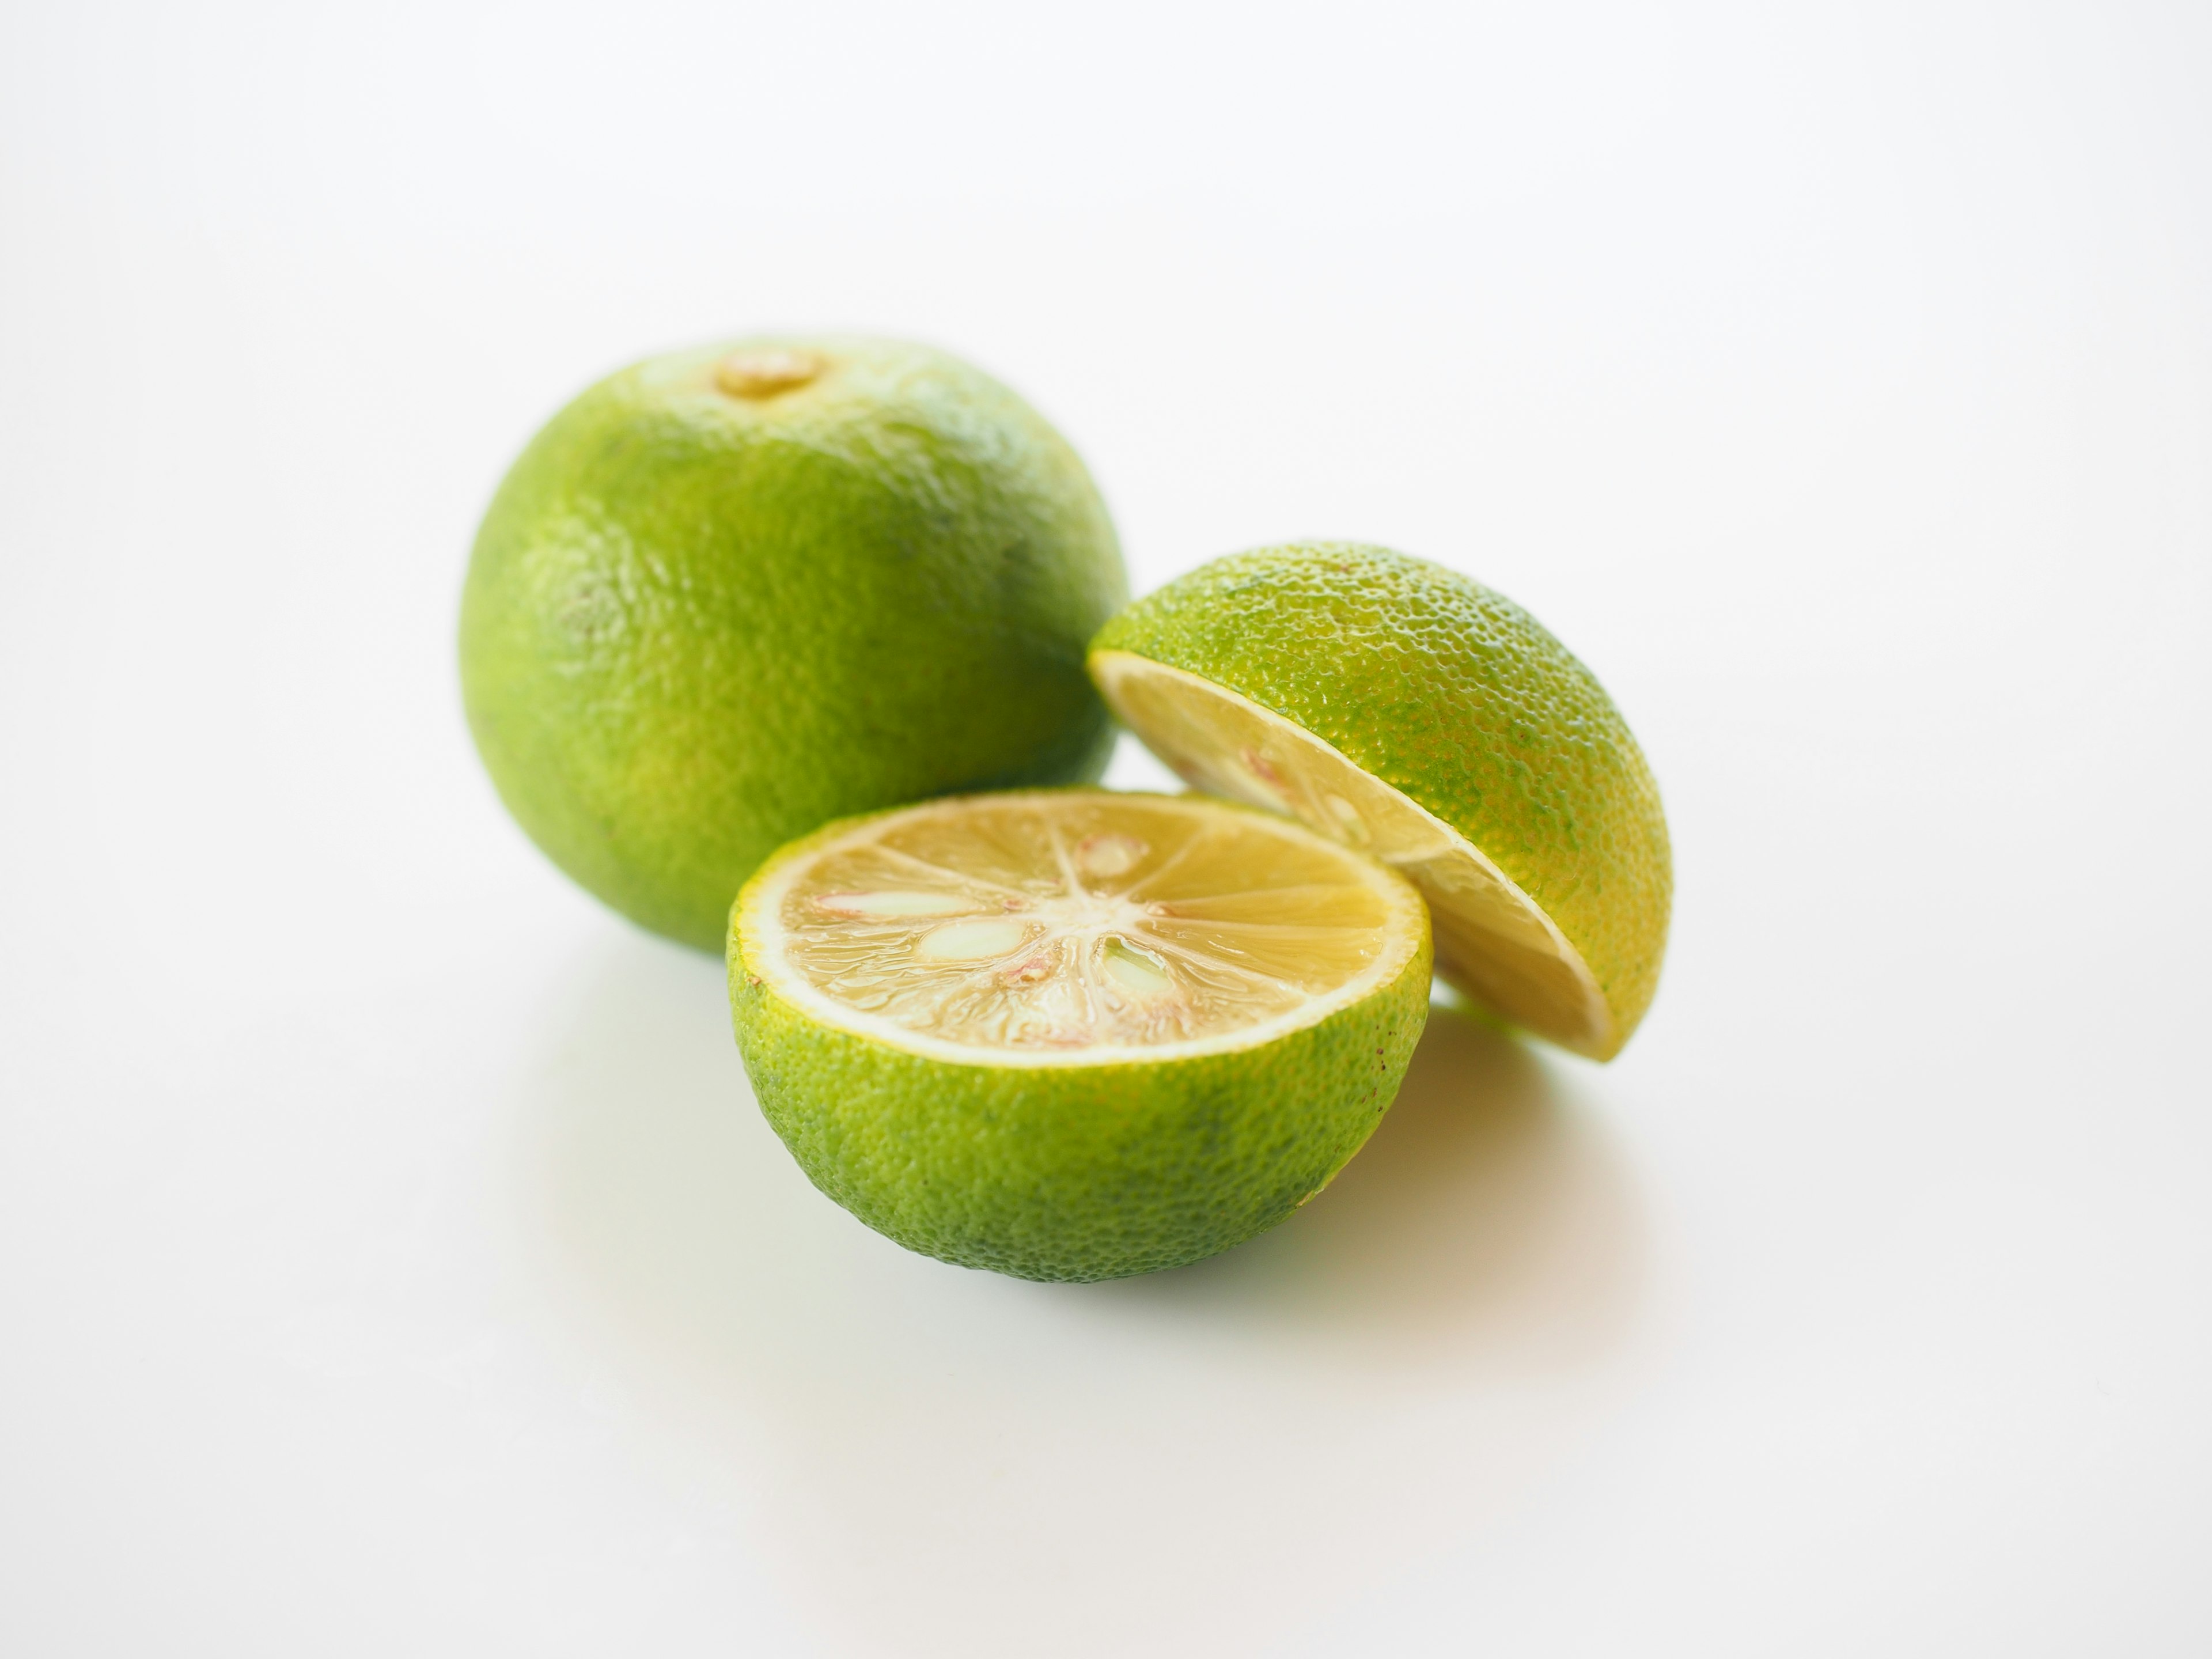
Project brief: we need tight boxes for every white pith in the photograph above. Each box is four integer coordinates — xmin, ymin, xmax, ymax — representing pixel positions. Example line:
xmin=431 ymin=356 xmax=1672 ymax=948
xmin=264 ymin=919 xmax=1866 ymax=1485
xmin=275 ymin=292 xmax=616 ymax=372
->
xmin=1088 ymin=650 xmax=1613 ymax=1058
xmin=740 ymin=791 xmax=1428 ymax=1069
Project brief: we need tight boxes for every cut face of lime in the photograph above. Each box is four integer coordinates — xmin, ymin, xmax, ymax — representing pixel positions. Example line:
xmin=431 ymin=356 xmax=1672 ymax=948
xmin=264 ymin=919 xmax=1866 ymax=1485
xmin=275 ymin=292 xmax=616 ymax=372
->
xmin=743 ymin=790 xmax=1427 ymax=1065
xmin=1091 ymin=650 xmax=1613 ymax=1057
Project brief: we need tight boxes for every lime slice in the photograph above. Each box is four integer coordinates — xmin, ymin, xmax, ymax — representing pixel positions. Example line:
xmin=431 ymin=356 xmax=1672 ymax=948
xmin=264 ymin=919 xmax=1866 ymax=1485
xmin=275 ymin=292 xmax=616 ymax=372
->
xmin=729 ymin=790 xmax=1432 ymax=1281
xmin=1090 ymin=543 xmax=1671 ymax=1060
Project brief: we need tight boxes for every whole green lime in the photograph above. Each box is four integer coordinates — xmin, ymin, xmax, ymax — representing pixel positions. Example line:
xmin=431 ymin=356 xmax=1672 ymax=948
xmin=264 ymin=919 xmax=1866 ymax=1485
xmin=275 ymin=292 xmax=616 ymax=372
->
xmin=460 ymin=336 xmax=1128 ymax=949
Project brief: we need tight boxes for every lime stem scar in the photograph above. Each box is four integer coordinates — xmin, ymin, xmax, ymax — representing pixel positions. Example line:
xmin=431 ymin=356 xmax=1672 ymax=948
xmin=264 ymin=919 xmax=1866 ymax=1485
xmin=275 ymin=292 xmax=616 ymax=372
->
xmin=715 ymin=349 xmax=824 ymax=399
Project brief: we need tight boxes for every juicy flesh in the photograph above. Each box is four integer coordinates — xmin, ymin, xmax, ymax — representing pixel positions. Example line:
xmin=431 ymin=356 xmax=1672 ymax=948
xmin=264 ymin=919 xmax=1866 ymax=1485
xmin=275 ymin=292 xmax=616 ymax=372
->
xmin=1090 ymin=651 xmax=1612 ymax=1057
xmin=767 ymin=796 xmax=1406 ymax=1052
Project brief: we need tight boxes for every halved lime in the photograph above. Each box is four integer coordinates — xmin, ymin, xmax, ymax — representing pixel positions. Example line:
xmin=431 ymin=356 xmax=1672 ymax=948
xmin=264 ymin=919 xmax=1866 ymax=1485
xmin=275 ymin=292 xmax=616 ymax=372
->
xmin=1090 ymin=543 xmax=1671 ymax=1060
xmin=728 ymin=790 xmax=1432 ymax=1281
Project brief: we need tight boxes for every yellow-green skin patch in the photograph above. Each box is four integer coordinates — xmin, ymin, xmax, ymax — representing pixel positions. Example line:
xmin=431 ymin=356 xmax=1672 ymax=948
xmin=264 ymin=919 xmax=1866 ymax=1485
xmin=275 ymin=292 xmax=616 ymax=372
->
xmin=728 ymin=816 xmax=1435 ymax=1283
xmin=1092 ymin=543 xmax=1671 ymax=1054
xmin=461 ymin=336 xmax=1128 ymax=949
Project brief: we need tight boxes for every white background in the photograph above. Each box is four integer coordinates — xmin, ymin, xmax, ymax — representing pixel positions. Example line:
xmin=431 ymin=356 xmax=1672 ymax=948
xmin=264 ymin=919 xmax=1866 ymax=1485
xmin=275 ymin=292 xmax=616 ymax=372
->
xmin=4 ymin=2 xmax=2209 ymax=1654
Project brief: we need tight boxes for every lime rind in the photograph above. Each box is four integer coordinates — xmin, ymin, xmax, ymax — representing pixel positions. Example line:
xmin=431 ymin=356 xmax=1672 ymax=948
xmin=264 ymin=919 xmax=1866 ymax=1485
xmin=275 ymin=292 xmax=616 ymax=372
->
xmin=732 ymin=943 xmax=1432 ymax=1281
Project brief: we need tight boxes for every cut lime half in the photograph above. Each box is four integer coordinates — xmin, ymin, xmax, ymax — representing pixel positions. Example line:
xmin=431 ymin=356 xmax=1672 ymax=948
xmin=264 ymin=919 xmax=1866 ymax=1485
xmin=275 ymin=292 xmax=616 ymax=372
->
xmin=1089 ymin=543 xmax=1672 ymax=1062
xmin=729 ymin=790 xmax=1432 ymax=1281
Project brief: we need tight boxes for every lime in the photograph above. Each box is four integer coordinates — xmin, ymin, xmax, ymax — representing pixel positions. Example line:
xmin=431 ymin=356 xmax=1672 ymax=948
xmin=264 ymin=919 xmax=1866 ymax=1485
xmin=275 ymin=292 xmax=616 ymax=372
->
xmin=460 ymin=336 xmax=1128 ymax=949
xmin=1090 ymin=543 xmax=1670 ymax=1060
xmin=728 ymin=790 xmax=1433 ymax=1281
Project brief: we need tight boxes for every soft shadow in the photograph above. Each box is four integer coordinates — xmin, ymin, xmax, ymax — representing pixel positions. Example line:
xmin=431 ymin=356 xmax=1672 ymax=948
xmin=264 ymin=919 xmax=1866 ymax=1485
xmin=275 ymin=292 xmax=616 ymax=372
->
xmin=513 ymin=935 xmax=1656 ymax=1659
xmin=514 ymin=931 xmax=874 ymax=1374
xmin=1089 ymin=1002 xmax=1650 ymax=1366
xmin=520 ymin=936 xmax=1647 ymax=1376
